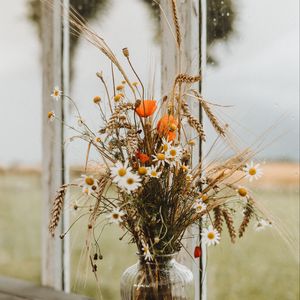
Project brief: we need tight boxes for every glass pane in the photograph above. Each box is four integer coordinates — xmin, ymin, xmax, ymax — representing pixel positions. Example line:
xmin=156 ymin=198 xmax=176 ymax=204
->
xmin=0 ymin=0 xmax=42 ymax=283
xmin=204 ymin=1 xmax=299 ymax=299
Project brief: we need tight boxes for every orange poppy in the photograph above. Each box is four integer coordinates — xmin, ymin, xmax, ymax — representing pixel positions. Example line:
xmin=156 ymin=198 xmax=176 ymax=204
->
xmin=135 ymin=100 xmax=157 ymax=118
xmin=136 ymin=151 xmax=150 ymax=164
xmin=157 ymin=115 xmax=178 ymax=141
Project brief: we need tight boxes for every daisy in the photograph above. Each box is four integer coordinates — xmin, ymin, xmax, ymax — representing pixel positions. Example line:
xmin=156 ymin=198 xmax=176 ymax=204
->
xmin=255 ymin=219 xmax=272 ymax=232
xmin=138 ymin=166 xmax=148 ymax=176
xmin=81 ymin=175 xmax=98 ymax=195
xmin=118 ymin=173 xmax=141 ymax=193
xmin=152 ymin=153 xmax=167 ymax=167
xmin=147 ymin=166 xmax=162 ymax=178
xmin=108 ymin=207 xmax=125 ymax=224
xmin=166 ymin=145 xmax=182 ymax=160
xmin=47 ymin=111 xmax=55 ymax=122
xmin=161 ymin=138 xmax=172 ymax=153
xmin=201 ymin=225 xmax=220 ymax=246
xmin=110 ymin=161 xmax=132 ymax=183
xmin=193 ymin=200 xmax=207 ymax=213
xmin=141 ymin=241 xmax=153 ymax=261
xmin=51 ymin=87 xmax=62 ymax=101
xmin=244 ymin=161 xmax=263 ymax=182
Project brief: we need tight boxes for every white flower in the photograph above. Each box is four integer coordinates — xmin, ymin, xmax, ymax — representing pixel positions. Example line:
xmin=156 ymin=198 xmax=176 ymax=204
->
xmin=108 ymin=207 xmax=125 ymax=224
xmin=118 ymin=173 xmax=141 ymax=193
xmin=243 ymin=161 xmax=263 ymax=182
xmin=141 ymin=241 xmax=153 ymax=261
xmin=110 ymin=161 xmax=132 ymax=183
xmin=255 ymin=219 xmax=272 ymax=232
xmin=147 ymin=166 xmax=162 ymax=178
xmin=201 ymin=225 xmax=220 ymax=246
xmin=81 ymin=174 xmax=98 ymax=195
xmin=51 ymin=87 xmax=62 ymax=101
xmin=47 ymin=111 xmax=56 ymax=122
xmin=152 ymin=153 xmax=167 ymax=167
xmin=193 ymin=200 xmax=207 ymax=213
xmin=166 ymin=145 xmax=182 ymax=159
xmin=161 ymin=138 xmax=172 ymax=152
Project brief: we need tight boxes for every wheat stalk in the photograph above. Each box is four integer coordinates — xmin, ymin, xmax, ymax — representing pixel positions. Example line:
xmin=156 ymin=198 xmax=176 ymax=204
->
xmin=239 ymin=200 xmax=254 ymax=238
xmin=171 ymin=0 xmax=181 ymax=48
xmin=49 ymin=184 xmax=69 ymax=236
xmin=213 ymin=207 xmax=223 ymax=234
xmin=175 ymin=74 xmax=201 ymax=85
xmin=222 ymin=208 xmax=236 ymax=243
xmin=182 ymin=102 xmax=206 ymax=141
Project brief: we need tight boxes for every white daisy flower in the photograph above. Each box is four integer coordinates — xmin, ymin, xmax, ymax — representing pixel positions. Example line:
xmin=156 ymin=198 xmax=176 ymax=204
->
xmin=47 ymin=111 xmax=56 ymax=122
xmin=161 ymin=138 xmax=172 ymax=153
xmin=51 ymin=87 xmax=62 ymax=101
xmin=166 ymin=146 xmax=182 ymax=160
xmin=118 ymin=173 xmax=141 ymax=193
xmin=243 ymin=161 xmax=263 ymax=182
xmin=108 ymin=207 xmax=125 ymax=224
xmin=147 ymin=166 xmax=162 ymax=178
xmin=110 ymin=160 xmax=132 ymax=183
xmin=81 ymin=174 xmax=98 ymax=195
xmin=193 ymin=199 xmax=207 ymax=213
xmin=255 ymin=219 xmax=272 ymax=232
xmin=201 ymin=225 xmax=220 ymax=246
xmin=141 ymin=241 xmax=153 ymax=261
xmin=152 ymin=153 xmax=167 ymax=167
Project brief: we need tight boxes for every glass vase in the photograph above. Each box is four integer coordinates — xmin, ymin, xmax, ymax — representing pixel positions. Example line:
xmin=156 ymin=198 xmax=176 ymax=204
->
xmin=120 ymin=254 xmax=194 ymax=300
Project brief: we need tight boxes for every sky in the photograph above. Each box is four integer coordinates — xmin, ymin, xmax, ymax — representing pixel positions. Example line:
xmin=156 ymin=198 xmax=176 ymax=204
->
xmin=0 ymin=0 xmax=299 ymax=167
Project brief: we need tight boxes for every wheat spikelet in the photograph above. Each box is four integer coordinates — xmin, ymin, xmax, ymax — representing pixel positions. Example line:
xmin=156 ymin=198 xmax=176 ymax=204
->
xmin=239 ymin=201 xmax=254 ymax=238
xmin=171 ymin=0 xmax=181 ymax=47
xmin=49 ymin=184 xmax=68 ymax=236
xmin=182 ymin=102 xmax=206 ymax=141
xmin=222 ymin=208 xmax=236 ymax=243
xmin=201 ymin=99 xmax=226 ymax=136
xmin=213 ymin=207 xmax=224 ymax=234
xmin=127 ymin=130 xmax=139 ymax=154
xmin=89 ymin=177 xmax=109 ymax=227
xmin=175 ymin=74 xmax=201 ymax=85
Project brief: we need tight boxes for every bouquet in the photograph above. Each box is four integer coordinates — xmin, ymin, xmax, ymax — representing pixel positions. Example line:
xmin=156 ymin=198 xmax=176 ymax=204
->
xmin=47 ymin=1 xmax=271 ymax=299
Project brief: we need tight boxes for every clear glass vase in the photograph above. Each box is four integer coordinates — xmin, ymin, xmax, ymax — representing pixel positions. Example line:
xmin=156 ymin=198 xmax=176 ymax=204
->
xmin=120 ymin=254 xmax=194 ymax=300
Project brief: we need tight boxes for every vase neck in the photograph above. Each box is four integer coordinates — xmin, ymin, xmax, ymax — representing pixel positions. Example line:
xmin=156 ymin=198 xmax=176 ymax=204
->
xmin=138 ymin=253 xmax=177 ymax=265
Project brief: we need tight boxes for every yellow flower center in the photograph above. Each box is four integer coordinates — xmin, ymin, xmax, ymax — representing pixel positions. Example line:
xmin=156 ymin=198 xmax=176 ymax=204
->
xmin=95 ymin=137 xmax=101 ymax=143
xmin=112 ymin=213 xmax=119 ymax=219
xmin=151 ymin=171 xmax=157 ymax=177
xmin=93 ymin=96 xmax=101 ymax=103
xmin=157 ymin=153 xmax=165 ymax=160
xmin=116 ymin=85 xmax=124 ymax=91
xmin=54 ymin=90 xmax=59 ymax=96
xmin=47 ymin=111 xmax=54 ymax=119
xmin=114 ymin=94 xmax=123 ymax=102
xmin=127 ymin=178 xmax=134 ymax=185
xmin=163 ymin=144 xmax=169 ymax=151
xmin=238 ymin=188 xmax=248 ymax=197
xmin=138 ymin=167 xmax=147 ymax=175
xmin=118 ymin=168 xmax=127 ymax=177
xmin=249 ymin=168 xmax=257 ymax=176
xmin=201 ymin=194 xmax=209 ymax=202
xmin=170 ymin=149 xmax=177 ymax=157
xmin=207 ymin=232 xmax=215 ymax=240
xmin=85 ymin=177 xmax=94 ymax=186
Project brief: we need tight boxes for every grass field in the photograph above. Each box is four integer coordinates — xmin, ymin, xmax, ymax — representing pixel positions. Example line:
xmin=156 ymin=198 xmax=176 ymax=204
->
xmin=0 ymin=165 xmax=299 ymax=299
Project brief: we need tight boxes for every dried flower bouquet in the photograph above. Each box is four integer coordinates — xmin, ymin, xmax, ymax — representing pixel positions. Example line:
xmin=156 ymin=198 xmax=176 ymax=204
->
xmin=46 ymin=1 xmax=272 ymax=298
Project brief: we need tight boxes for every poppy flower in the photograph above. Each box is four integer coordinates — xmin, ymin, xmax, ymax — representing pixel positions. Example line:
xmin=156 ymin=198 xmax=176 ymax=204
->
xmin=157 ymin=115 xmax=178 ymax=141
xmin=194 ymin=246 xmax=202 ymax=258
xmin=136 ymin=152 xmax=150 ymax=164
xmin=135 ymin=100 xmax=157 ymax=118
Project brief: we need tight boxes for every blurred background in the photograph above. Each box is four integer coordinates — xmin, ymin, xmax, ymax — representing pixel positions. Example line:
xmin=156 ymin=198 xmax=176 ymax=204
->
xmin=0 ymin=0 xmax=299 ymax=299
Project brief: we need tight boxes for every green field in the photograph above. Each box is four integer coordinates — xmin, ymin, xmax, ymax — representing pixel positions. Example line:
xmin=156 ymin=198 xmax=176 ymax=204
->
xmin=0 ymin=172 xmax=299 ymax=299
